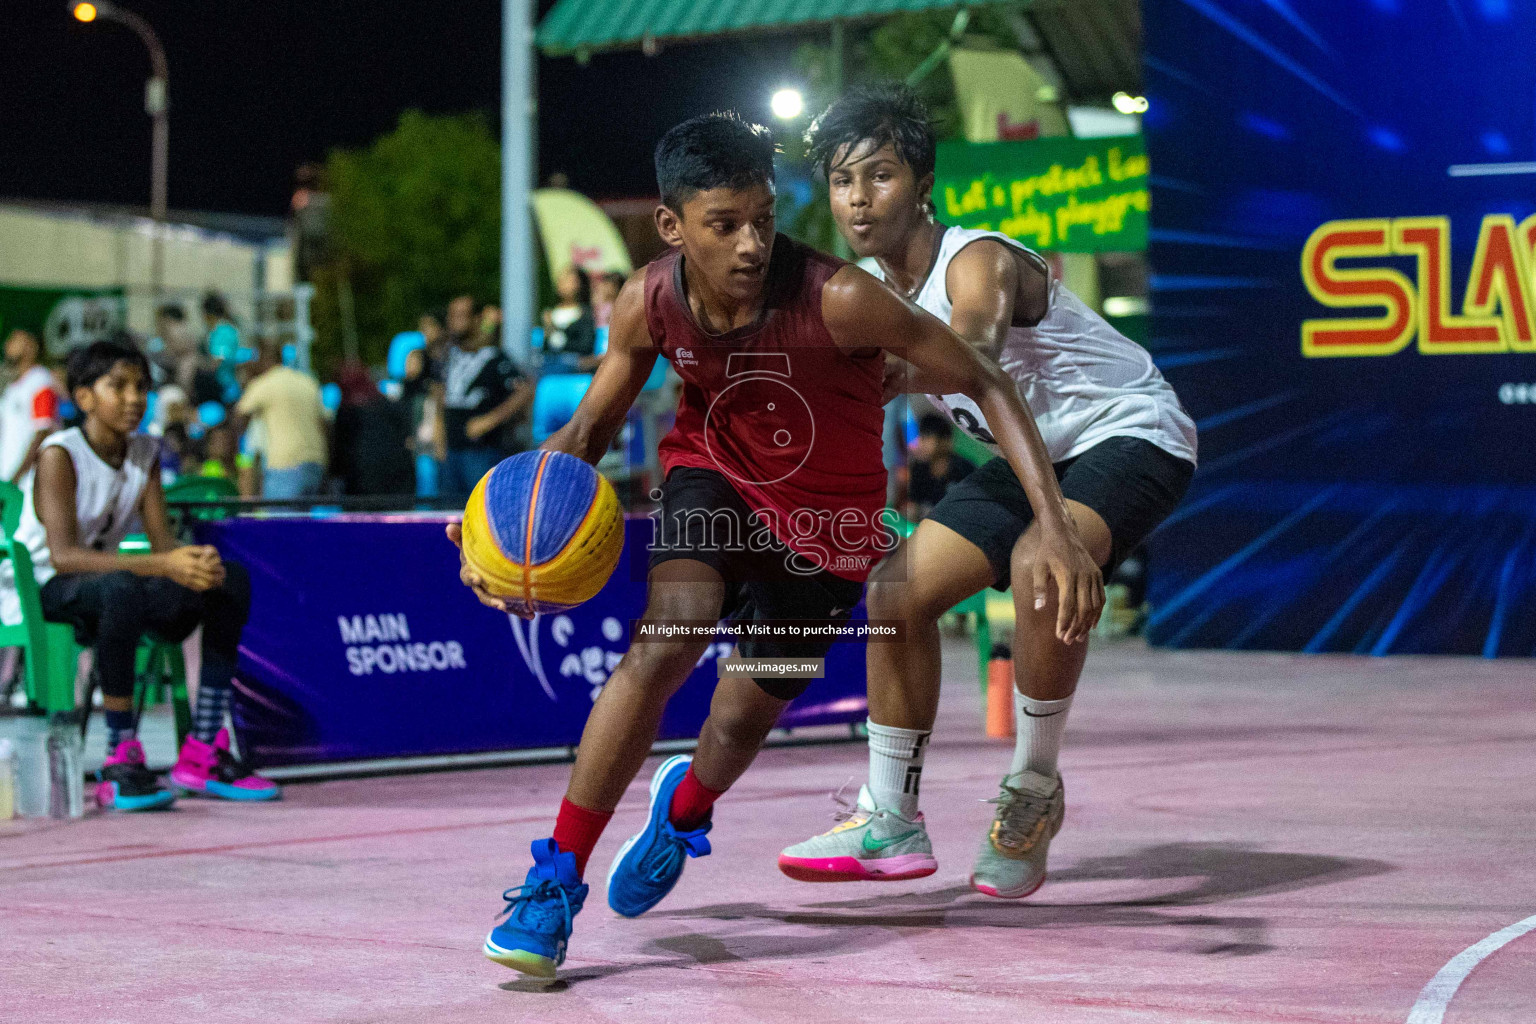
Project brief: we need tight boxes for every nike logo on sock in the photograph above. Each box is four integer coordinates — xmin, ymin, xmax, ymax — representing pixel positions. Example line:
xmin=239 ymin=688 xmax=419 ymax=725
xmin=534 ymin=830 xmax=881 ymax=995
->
xmin=1022 ymin=708 xmax=1066 ymax=718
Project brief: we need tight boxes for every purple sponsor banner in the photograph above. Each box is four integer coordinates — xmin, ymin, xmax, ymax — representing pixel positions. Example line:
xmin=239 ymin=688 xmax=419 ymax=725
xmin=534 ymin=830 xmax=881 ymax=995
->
xmin=195 ymin=514 xmax=867 ymax=767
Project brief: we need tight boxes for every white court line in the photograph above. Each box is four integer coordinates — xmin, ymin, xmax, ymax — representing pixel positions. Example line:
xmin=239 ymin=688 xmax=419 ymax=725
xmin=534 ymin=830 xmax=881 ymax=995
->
xmin=1447 ymin=161 xmax=1536 ymax=177
xmin=1405 ymin=912 xmax=1536 ymax=1024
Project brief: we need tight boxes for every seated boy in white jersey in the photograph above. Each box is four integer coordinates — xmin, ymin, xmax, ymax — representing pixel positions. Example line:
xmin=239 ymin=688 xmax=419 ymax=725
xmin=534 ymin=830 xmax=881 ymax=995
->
xmin=780 ymin=86 xmax=1197 ymax=898
xmin=7 ymin=339 xmax=279 ymax=810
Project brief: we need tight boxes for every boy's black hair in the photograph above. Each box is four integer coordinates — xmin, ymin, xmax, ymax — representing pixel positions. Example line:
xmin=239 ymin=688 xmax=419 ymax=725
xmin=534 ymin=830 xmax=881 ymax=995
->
xmin=201 ymin=291 xmax=231 ymax=321
xmin=66 ymin=337 xmax=150 ymax=396
xmin=806 ymin=83 xmax=937 ymax=182
xmin=156 ymin=303 xmax=186 ymax=322
xmin=917 ymin=411 xmax=954 ymax=439
xmin=655 ymin=111 xmax=776 ymax=212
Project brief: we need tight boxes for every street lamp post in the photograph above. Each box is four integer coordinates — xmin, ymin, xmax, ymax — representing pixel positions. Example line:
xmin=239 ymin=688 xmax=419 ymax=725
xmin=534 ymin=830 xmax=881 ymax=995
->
xmin=72 ymin=2 xmax=169 ymax=299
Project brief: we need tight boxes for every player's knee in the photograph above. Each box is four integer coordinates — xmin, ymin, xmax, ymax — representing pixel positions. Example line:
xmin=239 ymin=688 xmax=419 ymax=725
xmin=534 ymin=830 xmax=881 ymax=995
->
xmin=1010 ymin=543 xmax=1048 ymax=602
xmin=707 ymin=697 xmax=777 ymax=750
xmin=621 ymin=637 xmax=710 ymax=689
xmin=640 ymin=582 xmax=719 ymax=626
xmin=95 ymin=572 xmax=150 ymax=638
xmin=867 ymin=575 xmax=953 ymax=625
xmin=864 ymin=575 xmax=905 ymax=621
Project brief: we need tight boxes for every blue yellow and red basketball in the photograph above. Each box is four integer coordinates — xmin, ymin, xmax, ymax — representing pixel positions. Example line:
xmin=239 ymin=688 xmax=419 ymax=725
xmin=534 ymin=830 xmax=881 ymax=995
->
xmin=460 ymin=451 xmax=624 ymax=614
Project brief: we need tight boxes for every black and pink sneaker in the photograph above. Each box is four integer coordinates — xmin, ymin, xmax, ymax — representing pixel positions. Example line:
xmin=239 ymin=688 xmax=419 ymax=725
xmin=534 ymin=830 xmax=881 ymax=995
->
xmin=96 ymin=739 xmax=177 ymax=812
xmin=171 ymin=729 xmax=280 ymax=801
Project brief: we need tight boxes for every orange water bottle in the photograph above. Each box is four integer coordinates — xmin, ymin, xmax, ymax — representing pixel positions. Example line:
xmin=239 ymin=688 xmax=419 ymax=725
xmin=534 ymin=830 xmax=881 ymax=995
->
xmin=986 ymin=643 xmax=1014 ymax=739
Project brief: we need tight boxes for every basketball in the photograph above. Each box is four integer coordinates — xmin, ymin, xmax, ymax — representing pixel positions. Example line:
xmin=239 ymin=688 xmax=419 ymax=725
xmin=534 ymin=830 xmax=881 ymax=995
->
xmin=459 ymin=450 xmax=624 ymax=614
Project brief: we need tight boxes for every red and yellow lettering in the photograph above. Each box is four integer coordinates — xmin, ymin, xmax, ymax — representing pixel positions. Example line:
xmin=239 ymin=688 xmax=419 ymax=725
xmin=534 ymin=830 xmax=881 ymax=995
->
xmin=1463 ymin=214 xmax=1535 ymax=352
xmin=1518 ymin=214 xmax=1536 ymax=351
xmin=1392 ymin=216 xmax=1504 ymax=354
xmin=1301 ymin=219 xmax=1416 ymax=358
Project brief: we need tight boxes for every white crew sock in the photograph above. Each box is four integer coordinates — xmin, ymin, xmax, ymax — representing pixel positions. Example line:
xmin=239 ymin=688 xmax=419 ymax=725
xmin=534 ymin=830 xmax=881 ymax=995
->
xmin=1011 ymin=692 xmax=1073 ymax=778
xmin=866 ymin=720 xmax=930 ymax=818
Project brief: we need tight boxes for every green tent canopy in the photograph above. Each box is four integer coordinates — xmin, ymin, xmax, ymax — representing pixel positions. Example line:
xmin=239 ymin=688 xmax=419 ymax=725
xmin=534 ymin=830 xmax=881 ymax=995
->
xmin=537 ymin=0 xmax=968 ymax=57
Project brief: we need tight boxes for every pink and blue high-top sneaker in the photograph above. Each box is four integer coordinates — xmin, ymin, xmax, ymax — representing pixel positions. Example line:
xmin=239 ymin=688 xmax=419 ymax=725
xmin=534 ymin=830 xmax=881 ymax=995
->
xmin=483 ymin=838 xmax=589 ymax=978
xmin=96 ymin=739 xmax=176 ymax=812
xmin=170 ymin=728 xmax=281 ymax=801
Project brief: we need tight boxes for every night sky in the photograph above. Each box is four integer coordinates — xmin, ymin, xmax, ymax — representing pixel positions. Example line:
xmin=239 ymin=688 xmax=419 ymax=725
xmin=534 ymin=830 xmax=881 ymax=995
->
xmin=1 ymin=1 xmax=805 ymax=216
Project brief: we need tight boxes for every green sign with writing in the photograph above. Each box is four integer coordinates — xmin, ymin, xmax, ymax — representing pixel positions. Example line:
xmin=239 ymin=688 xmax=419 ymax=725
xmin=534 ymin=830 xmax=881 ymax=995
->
xmin=0 ymin=284 xmax=127 ymax=357
xmin=934 ymin=135 xmax=1148 ymax=252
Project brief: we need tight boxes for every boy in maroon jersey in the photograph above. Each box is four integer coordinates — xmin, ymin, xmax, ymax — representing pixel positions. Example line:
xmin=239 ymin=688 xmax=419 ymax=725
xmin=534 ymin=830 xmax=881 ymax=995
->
xmin=447 ymin=111 xmax=1101 ymax=977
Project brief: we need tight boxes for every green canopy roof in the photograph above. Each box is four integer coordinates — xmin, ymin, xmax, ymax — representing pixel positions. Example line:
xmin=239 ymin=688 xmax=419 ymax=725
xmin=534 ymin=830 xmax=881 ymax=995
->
xmin=537 ymin=0 xmax=967 ymax=57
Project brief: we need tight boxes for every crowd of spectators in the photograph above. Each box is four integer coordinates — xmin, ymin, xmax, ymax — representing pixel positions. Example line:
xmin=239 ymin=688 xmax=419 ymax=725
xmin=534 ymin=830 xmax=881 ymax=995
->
xmin=0 ymin=271 xmax=634 ymax=517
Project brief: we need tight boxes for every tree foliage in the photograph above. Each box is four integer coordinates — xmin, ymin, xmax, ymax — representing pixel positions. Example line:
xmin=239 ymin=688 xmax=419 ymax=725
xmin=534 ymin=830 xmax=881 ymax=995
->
xmin=311 ymin=110 xmax=500 ymax=371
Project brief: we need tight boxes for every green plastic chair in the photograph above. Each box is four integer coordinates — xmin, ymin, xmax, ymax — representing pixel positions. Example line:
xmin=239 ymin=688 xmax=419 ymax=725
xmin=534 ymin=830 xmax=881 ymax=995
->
xmin=0 ymin=481 xmax=82 ymax=714
xmin=133 ymin=632 xmax=192 ymax=746
xmin=0 ymin=481 xmax=197 ymax=746
xmin=888 ymin=512 xmax=994 ymax=696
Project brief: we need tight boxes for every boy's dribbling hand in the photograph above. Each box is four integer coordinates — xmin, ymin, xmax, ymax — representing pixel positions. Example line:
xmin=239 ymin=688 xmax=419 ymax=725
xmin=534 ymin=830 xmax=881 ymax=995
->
xmin=165 ymin=545 xmax=225 ymax=592
xmin=444 ymin=521 xmax=534 ymax=619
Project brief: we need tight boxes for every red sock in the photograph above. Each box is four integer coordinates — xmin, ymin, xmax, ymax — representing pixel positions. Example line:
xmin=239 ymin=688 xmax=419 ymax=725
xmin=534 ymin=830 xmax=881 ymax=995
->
xmin=552 ymin=798 xmax=612 ymax=877
xmin=668 ymin=766 xmax=725 ymax=831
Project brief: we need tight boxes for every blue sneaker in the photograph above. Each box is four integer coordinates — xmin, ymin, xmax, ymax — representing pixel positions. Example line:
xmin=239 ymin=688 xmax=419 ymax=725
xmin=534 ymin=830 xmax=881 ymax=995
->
xmin=605 ymin=754 xmax=712 ymax=918
xmin=483 ymin=838 xmax=589 ymax=977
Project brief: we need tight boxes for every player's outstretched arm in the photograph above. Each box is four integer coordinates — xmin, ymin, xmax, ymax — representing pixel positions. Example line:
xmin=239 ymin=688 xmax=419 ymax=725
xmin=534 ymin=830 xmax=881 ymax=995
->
xmin=541 ymin=273 xmax=660 ymax=466
xmin=822 ymin=265 xmax=1103 ymax=643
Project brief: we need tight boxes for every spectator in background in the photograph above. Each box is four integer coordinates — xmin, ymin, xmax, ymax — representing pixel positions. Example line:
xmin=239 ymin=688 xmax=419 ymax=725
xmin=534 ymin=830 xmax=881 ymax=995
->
xmin=159 ymin=422 xmax=189 ymax=482
xmin=899 ymin=412 xmax=977 ymax=522
xmin=481 ymin=303 xmax=503 ymax=344
xmin=201 ymin=292 xmax=243 ymax=407
xmin=401 ymin=346 xmax=441 ymax=498
xmin=445 ymin=294 xmax=476 ymax=350
xmin=201 ymin=292 xmax=241 ymax=364
xmin=592 ymin=270 xmax=626 ymax=329
xmin=420 ymin=308 xmax=446 ymax=362
xmin=199 ymin=424 xmax=237 ymax=480
xmin=148 ymin=304 xmax=197 ymax=388
xmin=332 ymin=361 xmax=413 ymax=496
xmin=0 ymin=328 xmax=62 ymax=486
xmin=541 ymin=266 xmax=598 ymax=369
xmin=436 ymin=311 xmax=531 ymax=497
xmin=235 ymin=342 xmax=327 ymax=499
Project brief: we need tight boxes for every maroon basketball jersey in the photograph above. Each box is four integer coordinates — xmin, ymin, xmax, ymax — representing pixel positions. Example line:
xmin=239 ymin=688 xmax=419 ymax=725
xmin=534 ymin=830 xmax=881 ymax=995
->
xmin=643 ymin=235 xmax=887 ymax=581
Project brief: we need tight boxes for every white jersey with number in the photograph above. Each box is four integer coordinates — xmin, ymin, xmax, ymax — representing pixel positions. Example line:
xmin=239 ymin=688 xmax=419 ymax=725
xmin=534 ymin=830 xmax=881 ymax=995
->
xmin=885 ymin=226 xmax=1197 ymax=466
xmin=0 ymin=428 xmax=159 ymax=625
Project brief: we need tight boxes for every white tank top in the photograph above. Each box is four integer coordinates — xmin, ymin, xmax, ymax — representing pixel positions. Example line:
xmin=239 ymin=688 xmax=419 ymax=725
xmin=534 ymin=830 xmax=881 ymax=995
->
xmin=0 ymin=429 xmax=160 ymax=625
xmin=884 ymin=226 xmax=1197 ymax=466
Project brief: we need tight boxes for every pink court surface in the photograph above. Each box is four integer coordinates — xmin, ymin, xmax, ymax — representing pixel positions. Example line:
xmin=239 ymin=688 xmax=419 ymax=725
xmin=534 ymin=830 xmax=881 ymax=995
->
xmin=3 ymin=637 xmax=1533 ymax=1023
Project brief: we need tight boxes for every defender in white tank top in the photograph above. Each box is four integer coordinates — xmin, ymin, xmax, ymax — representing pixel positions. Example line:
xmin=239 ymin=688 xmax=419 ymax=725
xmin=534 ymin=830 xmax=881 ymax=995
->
xmin=780 ymin=86 xmax=1198 ymax=899
xmin=881 ymin=226 xmax=1197 ymax=466
xmin=0 ymin=428 xmax=159 ymax=624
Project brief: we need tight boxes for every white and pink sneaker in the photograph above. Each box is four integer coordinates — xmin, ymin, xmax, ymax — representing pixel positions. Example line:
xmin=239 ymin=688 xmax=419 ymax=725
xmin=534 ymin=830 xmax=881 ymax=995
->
xmin=778 ymin=785 xmax=937 ymax=882
xmin=170 ymin=729 xmax=281 ymax=801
